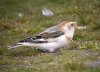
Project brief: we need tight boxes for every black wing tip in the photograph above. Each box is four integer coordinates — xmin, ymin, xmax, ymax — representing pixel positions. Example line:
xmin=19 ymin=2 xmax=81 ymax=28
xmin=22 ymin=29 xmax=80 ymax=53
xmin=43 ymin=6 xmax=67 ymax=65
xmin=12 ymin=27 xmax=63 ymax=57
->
xmin=19 ymin=37 xmax=48 ymax=43
xmin=8 ymin=44 xmax=22 ymax=49
xmin=19 ymin=35 xmax=43 ymax=43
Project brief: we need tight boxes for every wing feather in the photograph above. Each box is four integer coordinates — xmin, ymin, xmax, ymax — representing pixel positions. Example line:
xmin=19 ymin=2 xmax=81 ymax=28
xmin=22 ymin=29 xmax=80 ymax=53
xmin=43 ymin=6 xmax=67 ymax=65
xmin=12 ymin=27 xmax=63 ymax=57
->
xmin=19 ymin=26 xmax=64 ymax=43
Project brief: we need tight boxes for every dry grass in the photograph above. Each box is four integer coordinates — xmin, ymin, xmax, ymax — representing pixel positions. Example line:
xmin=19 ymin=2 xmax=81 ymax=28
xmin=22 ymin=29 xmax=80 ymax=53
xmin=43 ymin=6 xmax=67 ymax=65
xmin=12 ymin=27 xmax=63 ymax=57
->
xmin=0 ymin=0 xmax=100 ymax=72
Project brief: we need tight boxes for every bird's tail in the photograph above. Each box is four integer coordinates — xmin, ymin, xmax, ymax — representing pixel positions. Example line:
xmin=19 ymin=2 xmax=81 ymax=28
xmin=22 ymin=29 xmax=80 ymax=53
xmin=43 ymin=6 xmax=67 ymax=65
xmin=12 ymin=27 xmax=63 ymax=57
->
xmin=8 ymin=43 xmax=24 ymax=49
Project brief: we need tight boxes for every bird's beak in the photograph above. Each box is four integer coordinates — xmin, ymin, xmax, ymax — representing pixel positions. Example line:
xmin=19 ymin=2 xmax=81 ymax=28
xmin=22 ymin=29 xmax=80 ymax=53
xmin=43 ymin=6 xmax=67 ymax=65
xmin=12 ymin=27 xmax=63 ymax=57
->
xmin=75 ymin=24 xmax=79 ymax=29
xmin=74 ymin=21 xmax=79 ymax=29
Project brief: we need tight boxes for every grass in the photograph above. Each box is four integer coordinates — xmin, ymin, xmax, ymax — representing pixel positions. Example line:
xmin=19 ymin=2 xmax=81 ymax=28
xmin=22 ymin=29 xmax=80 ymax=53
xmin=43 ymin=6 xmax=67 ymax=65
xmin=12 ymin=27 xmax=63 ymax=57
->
xmin=0 ymin=0 xmax=100 ymax=72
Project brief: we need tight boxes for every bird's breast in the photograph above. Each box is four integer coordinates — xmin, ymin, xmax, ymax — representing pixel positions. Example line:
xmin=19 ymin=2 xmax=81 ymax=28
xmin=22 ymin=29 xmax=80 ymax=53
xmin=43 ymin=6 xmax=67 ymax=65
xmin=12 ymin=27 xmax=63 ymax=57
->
xmin=56 ymin=35 xmax=69 ymax=45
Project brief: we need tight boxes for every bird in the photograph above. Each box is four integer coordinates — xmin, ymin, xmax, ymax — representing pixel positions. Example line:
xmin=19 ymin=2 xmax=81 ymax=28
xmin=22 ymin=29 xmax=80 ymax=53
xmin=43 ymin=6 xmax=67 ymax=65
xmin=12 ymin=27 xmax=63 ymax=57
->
xmin=8 ymin=20 xmax=85 ymax=52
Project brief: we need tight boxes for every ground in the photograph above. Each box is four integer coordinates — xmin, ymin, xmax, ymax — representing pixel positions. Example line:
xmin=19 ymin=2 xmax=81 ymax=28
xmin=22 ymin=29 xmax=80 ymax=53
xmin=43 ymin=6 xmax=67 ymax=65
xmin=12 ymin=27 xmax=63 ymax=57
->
xmin=0 ymin=0 xmax=100 ymax=72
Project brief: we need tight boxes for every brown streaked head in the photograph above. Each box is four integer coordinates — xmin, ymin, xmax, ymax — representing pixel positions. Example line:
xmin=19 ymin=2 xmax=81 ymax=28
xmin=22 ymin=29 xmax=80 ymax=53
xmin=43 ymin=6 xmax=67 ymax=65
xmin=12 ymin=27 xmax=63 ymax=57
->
xmin=59 ymin=21 xmax=79 ymax=32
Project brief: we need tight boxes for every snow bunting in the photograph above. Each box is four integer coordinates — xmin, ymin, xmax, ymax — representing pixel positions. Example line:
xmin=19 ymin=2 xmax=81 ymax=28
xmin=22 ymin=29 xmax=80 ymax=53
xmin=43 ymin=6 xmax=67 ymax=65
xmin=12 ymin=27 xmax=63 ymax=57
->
xmin=8 ymin=21 xmax=85 ymax=52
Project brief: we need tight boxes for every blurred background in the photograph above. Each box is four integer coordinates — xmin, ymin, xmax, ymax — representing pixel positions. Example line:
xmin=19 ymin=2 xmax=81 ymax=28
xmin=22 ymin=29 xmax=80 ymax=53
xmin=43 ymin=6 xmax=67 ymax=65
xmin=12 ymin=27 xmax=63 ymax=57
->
xmin=0 ymin=0 xmax=100 ymax=72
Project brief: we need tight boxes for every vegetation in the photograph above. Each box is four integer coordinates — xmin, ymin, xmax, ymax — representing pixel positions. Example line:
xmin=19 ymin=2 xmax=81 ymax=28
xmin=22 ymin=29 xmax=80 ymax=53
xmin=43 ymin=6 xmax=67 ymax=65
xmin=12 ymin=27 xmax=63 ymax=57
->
xmin=0 ymin=0 xmax=100 ymax=72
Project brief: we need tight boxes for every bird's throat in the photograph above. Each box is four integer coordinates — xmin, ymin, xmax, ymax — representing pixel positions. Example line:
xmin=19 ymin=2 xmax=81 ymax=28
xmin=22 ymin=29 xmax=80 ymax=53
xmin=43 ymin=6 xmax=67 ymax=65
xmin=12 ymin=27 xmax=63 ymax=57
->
xmin=65 ymin=29 xmax=75 ymax=38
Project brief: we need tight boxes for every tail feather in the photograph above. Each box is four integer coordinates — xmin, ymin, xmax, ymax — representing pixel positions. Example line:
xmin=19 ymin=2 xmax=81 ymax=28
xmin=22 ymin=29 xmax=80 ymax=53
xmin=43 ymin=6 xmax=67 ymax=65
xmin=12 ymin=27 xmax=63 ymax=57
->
xmin=8 ymin=42 xmax=33 ymax=49
xmin=8 ymin=43 xmax=24 ymax=49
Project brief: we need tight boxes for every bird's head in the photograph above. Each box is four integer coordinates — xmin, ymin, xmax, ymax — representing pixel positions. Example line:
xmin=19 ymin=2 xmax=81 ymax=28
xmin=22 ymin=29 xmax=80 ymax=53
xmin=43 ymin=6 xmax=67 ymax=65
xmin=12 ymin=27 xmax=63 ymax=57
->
xmin=59 ymin=21 xmax=86 ymax=38
xmin=59 ymin=21 xmax=78 ymax=32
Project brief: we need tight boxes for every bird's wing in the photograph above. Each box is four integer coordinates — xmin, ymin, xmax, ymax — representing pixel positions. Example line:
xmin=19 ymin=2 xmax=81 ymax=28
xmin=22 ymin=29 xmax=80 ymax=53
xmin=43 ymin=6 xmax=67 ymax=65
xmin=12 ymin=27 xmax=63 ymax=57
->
xmin=20 ymin=26 xmax=64 ymax=43
xmin=39 ymin=26 xmax=60 ymax=34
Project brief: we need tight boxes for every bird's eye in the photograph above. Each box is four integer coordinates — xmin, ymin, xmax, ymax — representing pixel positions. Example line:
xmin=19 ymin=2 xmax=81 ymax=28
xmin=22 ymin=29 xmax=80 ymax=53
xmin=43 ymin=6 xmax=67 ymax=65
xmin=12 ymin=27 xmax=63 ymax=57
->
xmin=71 ymin=23 xmax=74 ymax=26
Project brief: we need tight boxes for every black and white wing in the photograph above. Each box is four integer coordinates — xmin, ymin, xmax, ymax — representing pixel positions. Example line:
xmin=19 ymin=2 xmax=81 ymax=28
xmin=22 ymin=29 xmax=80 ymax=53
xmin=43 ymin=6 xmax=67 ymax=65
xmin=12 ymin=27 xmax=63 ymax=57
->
xmin=19 ymin=26 xmax=64 ymax=43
